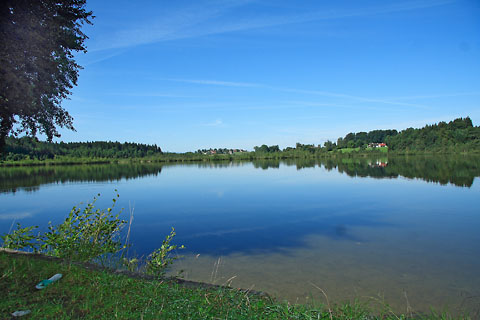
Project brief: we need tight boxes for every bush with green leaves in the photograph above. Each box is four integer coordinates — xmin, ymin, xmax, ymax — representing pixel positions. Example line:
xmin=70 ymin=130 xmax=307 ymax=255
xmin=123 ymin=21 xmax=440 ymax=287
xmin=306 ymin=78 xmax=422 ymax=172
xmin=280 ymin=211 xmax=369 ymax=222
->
xmin=0 ymin=223 xmax=39 ymax=251
xmin=40 ymin=192 xmax=126 ymax=262
xmin=146 ymin=227 xmax=185 ymax=277
xmin=1 ymin=192 xmax=185 ymax=276
xmin=1 ymin=192 xmax=126 ymax=263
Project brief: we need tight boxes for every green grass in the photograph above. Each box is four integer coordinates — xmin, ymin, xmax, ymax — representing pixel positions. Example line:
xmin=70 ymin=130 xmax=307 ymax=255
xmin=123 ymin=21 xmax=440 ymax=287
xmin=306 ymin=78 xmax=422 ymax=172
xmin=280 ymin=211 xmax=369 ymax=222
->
xmin=337 ymin=147 xmax=389 ymax=154
xmin=365 ymin=146 xmax=389 ymax=153
xmin=0 ymin=157 xmax=113 ymax=166
xmin=337 ymin=147 xmax=361 ymax=153
xmin=0 ymin=252 xmax=465 ymax=319
xmin=0 ymin=154 xmax=249 ymax=167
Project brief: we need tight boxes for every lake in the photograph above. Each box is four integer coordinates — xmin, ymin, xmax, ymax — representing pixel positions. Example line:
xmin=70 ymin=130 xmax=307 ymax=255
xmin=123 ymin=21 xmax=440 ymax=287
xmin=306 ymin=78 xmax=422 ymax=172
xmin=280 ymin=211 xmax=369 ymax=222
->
xmin=1 ymin=155 xmax=479 ymax=316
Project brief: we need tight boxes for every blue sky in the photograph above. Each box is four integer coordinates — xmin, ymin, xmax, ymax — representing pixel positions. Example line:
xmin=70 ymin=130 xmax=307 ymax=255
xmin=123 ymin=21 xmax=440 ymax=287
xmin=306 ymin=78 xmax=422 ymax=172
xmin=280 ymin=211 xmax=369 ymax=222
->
xmin=57 ymin=0 xmax=480 ymax=152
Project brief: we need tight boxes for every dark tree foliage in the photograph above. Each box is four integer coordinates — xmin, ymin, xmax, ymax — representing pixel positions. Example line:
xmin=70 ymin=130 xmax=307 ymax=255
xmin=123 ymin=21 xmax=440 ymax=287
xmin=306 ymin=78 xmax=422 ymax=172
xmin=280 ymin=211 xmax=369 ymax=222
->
xmin=0 ymin=0 xmax=93 ymax=154
xmin=253 ymin=144 xmax=280 ymax=153
xmin=4 ymin=136 xmax=162 ymax=160
xmin=386 ymin=117 xmax=479 ymax=152
xmin=323 ymin=140 xmax=336 ymax=151
xmin=293 ymin=143 xmax=316 ymax=153
xmin=337 ymin=129 xmax=398 ymax=148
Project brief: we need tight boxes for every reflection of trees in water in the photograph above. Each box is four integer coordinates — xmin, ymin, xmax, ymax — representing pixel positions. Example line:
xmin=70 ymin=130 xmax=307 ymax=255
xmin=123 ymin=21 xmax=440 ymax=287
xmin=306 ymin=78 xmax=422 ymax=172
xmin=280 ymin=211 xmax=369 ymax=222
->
xmin=2 ymin=155 xmax=479 ymax=193
xmin=254 ymin=155 xmax=480 ymax=187
xmin=0 ymin=164 xmax=163 ymax=194
xmin=252 ymin=159 xmax=280 ymax=170
xmin=252 ymin=158 xmax=317 ymax=170
xmin=384 ymin=156 xmax=479 ymax=187
xmin=195 ymin=161 xmax=247 ymax=169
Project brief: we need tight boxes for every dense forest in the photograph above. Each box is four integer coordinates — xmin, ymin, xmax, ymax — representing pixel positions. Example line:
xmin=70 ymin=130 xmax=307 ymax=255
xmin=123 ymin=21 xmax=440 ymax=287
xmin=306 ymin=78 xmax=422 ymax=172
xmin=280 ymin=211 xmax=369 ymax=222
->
xmin=2 ymin=137 xmax=162 ymax=161
xmin=385 ymin=117 xmax=480 ymax=152
xmin=252 ymin=117 xmax=479 ymax=154
xmin=335 ymin=129 xmax=398 ymax=149
xmin=333 ymin=117 xmax=479 ymax=152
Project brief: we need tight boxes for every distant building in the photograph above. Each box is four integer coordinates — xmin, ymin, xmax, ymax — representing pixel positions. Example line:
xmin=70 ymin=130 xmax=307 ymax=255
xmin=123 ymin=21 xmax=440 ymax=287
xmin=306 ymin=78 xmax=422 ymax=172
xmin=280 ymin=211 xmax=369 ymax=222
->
xmin=200 ymin=148 xmax=248 ymax=155
xmin=368 ymin=143 xmax=387 ymax=148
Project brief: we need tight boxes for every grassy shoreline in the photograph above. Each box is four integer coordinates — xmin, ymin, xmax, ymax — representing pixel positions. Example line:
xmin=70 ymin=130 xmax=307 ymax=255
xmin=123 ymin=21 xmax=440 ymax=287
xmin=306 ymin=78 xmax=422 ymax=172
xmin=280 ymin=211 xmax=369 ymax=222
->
xmin=4 ymin=147 xmax=478 ymax=167
xmin=0 ymin=250 xmax=464 ymax=319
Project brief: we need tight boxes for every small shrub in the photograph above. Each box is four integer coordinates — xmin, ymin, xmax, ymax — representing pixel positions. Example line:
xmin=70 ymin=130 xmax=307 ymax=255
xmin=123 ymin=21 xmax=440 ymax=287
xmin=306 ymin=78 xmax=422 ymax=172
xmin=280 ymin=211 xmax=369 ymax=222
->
xmin=146 ymin=227 xmax=185 ymax=277
xmin=1 ymin=223 xmax=39 ymax=251
xmin=122 ymin=257 xmax=140 ymax=272
xmin=1 ymin=192 xmax=185 ymax=278
xmin=40 ymin=192 xmax=126 ymax=262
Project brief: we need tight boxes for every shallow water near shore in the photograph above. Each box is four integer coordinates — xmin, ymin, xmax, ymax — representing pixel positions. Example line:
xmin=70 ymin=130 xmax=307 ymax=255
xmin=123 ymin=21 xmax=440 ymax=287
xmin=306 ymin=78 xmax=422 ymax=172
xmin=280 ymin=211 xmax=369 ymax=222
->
xmin=1 ymin=156 xmax=479 ymax=316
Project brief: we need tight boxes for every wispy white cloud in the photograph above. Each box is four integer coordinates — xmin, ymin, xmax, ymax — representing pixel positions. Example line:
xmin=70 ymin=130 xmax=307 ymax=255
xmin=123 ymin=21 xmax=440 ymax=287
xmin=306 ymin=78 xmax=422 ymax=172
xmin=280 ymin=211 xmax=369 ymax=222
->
xmin=81 ymin=50 xmax=127 ymax=66
xmin=202 ymin=119 xmax=225 ymax=127
xmin=91 ymin=0 xmax=453 ymax=52
xmin=308 ymin=0 xmax=454 ymax=20
xmin=0 ymin=212 xmax=33 ymax=220
xmin=382 ymin=92 xmax=480 ymax=100
xmin=283 ymin=100 xmax=385 ymax=111
xmin=91 ymin=0 xmax=254 ymax=51
xmin=106 ymin=92 xmax=193 ymax=98
xmin=166 ymin=78 xmax=261 ymax=88
xmin=277 ymin=87 xmax=430 ymax=109
xmin=164 ymin=78 xmax=431 ymax=109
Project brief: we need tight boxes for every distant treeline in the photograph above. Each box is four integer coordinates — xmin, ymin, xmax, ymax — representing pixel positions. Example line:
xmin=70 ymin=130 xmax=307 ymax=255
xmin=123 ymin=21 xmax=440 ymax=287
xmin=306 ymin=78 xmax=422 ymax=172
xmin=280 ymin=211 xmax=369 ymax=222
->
xmin=335 ymin=129 xmax=398 ymax=149
xmin=252 ymin=117 xmax=479 ymax=154
xmin=2 ymin=117 xmax=480 ymax=164
xmin=385 ymin=117 xmax=480 ymax=152
xmin=2 ymin=137 xmax=162 ymax=161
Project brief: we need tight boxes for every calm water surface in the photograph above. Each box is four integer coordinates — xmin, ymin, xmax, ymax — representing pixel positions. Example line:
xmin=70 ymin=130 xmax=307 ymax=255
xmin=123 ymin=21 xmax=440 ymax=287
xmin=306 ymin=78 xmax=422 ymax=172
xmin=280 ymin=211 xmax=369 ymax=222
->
xmin=1 ymin=156 xmax=479 ymax=315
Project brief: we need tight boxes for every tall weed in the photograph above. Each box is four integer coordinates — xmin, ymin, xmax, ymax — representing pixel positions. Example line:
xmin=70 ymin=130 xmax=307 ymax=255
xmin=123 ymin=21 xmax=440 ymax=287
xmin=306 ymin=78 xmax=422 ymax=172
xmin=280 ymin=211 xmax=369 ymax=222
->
xmin=0 ymin=223 xmax=39 ymax=251
xmin=146 ymin=227 xmax=185 ymax=277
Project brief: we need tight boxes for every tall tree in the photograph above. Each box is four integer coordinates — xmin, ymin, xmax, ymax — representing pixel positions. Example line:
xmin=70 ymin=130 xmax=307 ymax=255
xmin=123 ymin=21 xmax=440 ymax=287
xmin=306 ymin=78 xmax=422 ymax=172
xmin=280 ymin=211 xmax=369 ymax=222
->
xmin=0 ymin=0 xmax=93 ymax=154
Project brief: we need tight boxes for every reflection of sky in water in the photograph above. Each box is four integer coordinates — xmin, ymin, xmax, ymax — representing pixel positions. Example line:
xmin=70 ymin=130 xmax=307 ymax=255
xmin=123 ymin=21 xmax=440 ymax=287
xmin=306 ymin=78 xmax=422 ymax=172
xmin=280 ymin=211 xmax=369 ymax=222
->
xmin=1 ymin=163 xmax=479 ymax=257
xmin=1 ymin=162 xmax=479 ymax=314
xmin=112 ymin=165 xmax=478 ymax=260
